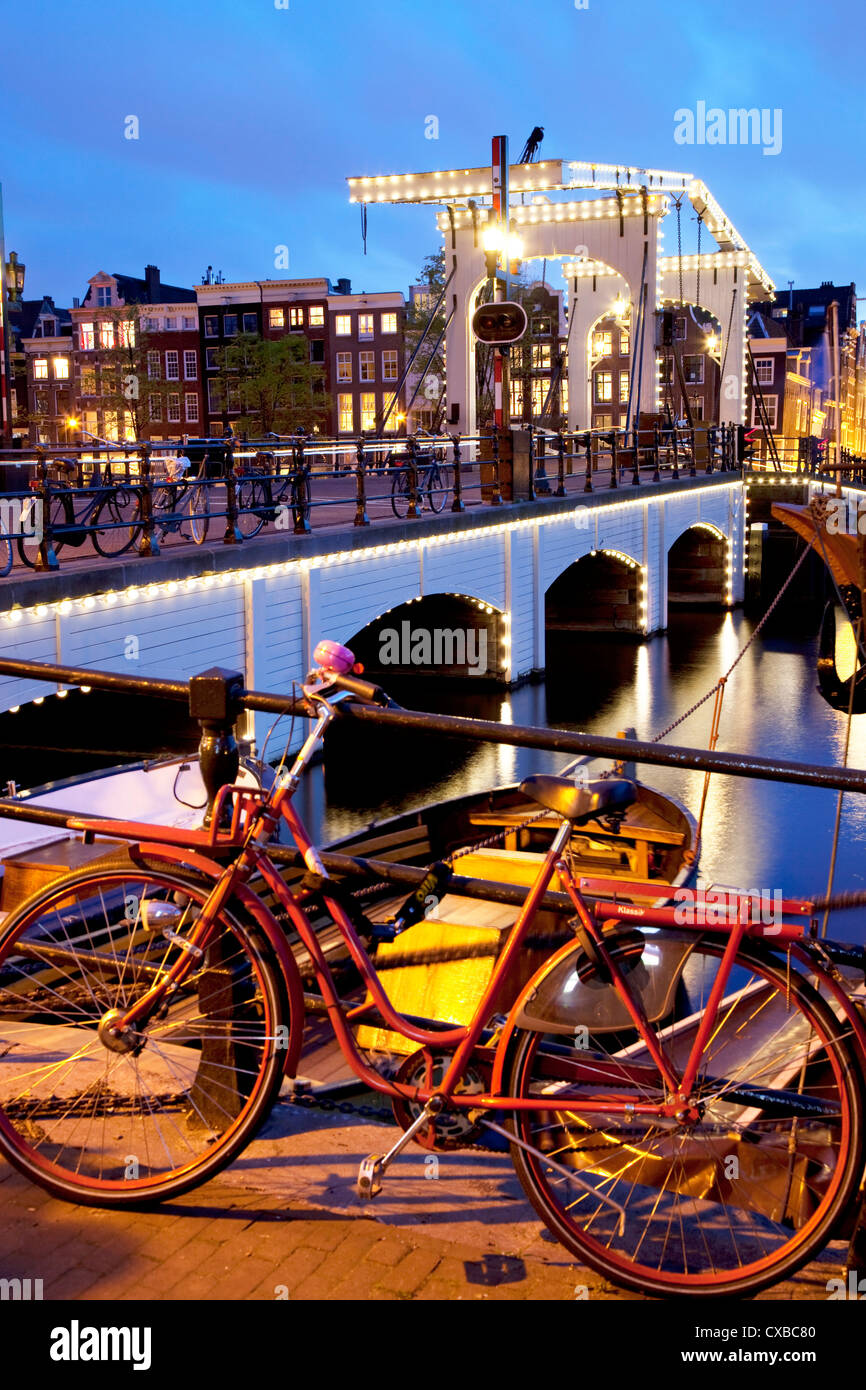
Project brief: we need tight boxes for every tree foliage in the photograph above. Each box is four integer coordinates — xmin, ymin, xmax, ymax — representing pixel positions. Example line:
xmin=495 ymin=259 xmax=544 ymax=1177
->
xmin=213 ymin=333 xmax=330 ymax=436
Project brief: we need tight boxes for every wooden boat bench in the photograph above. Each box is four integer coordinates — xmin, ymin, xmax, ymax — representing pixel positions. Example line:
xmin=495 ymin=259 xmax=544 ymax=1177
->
xmin=467 ymin=808 xmax=686 ymax=879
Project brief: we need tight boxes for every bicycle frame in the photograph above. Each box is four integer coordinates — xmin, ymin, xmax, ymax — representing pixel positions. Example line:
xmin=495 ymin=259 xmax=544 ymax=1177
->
xmin=65 ymin=692 xmax=866 ymax=1123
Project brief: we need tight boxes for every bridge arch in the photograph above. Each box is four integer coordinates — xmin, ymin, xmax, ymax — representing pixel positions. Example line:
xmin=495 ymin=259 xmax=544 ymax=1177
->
xmin=545 ymin=548 xmax=647 ymax=641
xmin=667 ymin=522 xmax=731 ymax=609
xmin=344 ymin=591 xmax=508 ymax=683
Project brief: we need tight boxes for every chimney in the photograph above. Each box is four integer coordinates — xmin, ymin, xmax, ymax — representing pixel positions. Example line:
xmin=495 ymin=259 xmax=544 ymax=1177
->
xmin=73 ymin=297 xmax=80 ymax=309
xmin=335 ymin=277 xmax=352 ymax=295
xmin=145 ymin=264 xmax=161 ymax=301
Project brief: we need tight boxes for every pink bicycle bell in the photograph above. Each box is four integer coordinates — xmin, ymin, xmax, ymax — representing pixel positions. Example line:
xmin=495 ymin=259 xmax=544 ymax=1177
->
xmin=313 ymin=639 xmax=356 ymax=675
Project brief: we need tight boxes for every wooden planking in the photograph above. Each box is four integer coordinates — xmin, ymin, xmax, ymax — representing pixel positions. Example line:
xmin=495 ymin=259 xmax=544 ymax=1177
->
xmin=0 ymin=612 xmax=58 ymax=709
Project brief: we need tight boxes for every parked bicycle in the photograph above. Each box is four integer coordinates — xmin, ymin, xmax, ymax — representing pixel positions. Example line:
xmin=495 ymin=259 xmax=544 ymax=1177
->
xmin=0 ymin=642 xmax=864 ymax=1298
xmin=17 ymin=460 xmax=140 ymax=566
xmin=391 ymin=439 xmax=452 ymax=518
xmin=234 ymin=451 xmax=311 ymax=539
xmin=150 ymin=454 xmax=210 ymax=547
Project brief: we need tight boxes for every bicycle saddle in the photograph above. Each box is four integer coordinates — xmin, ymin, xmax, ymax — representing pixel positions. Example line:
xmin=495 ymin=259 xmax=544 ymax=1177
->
xmin=519 ymin=774 xmax=637 ymax=825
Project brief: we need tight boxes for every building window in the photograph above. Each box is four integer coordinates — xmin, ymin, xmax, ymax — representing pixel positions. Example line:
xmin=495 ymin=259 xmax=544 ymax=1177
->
xmin=592 ymin=330 xmax=612 ymax=359
xmin=184 ymin=350 xmax=197 ymax=380
xmin=753 ymin=395 xmax=778 ymax=429
xmin=207 ymin=380 xmax=223 ymax=413
xmin=167 ymin=393 xmax=181 ymax=423
xmin=310 ymin=340 xmax=325 ymax=364
xmin=754 ymin=357 xmax=774 ymax=385
xmin=595 ymin=413 xmax=613 ymax=429
xmin=531 ymin=379 xmax=545 ymax=416
xmin=309 ymin=306 xmax=324 ymax=326
xmin=33 ymin=359 xmax=48 ymax=380
xmin=360 ymin=392 xmax=376 ymax=431
xmin=619 ymin=371 xmax=630 ymax=404
xmin=80 ymin=323 xmax=95 ymax=351
xmin=338 ymin=392 xmax=353 ymax=432
xmin=99 ymin=323 xmax=115 ymax=349
xmin=183 ymin=316 xmax=196 ymax=331
xmin=674 ymin=316 xmax=687 ymax=341
xmin=620 ymin=329 xmax=630 ymax=355
xmin=242 ymin=312 xmax=258 ymax=334
xmin=33 ymin=389 xmax=49 ymax=414
xmin=269 ymin=308 xmax=285 ymax=330
xmin=226 ymin=380 xmax=241 ymax=412
xmin=532 ymin=344 xmax=551 ymax=370
xmin=560 ymin=377 xmax=568 ymax=413
xmin=381 ymin=312 xmax=397 ymax=334
xmin=359 ymin=350 xmax=375 ymax=382
xmin=185 ymin=393 xmax=199 ymax=423
xmin=382 ymin=395 xmax=400 ymax=432
xmin=42 ymin=319 xmax=56 ymax=337
xmin=96 ymin=286 xmax=112 ymax=307
xmin=223 ymin=314 xmax=238 ymax=337
xmin=683 ymin=355 xmax=704 ymax=385
xmin=165 ymin=317 xmax=176 ymax=331
xmin=382 ymin=349 xmax=398 ymax=382
xmin=103 ymin=410 xmax=119 ymax=438
xmin=358 ymin=314 xmax=374 ymax=339
xmin=53 ymin=357 xmax=69 ymax=380
xmin=290 ymin=307 xmax=304 ymax=328
xmin=149 ymin=395 xmax=162 ymax=423
xmin=335 ymin=314 xmax=351 ymax=336
xmin=165 ymin=351 xmax=180 ymax=381
xmin=336 ymin=352 xmax=352 ymax=383
xmin=81 ymin=368 xmax=97 ymax=395
xmin=510 ymin=379 xmax=523 ymax=415
xmin=205 ymin=348 xmax=219 ymax=370
xmin=595 ymin=371 xmax=613 ymax=403
xmin=532 ymin=317 xmax=551 ymax=337
xmin=144 ymin=316 xmax=159 ymax=332
xmin=204 ymin=315 xmax=219 ymax=337
xmin=689 ymin=397 xmax=705 ymax=421
xmin=119 ymin=320 xmax=136 ymax=348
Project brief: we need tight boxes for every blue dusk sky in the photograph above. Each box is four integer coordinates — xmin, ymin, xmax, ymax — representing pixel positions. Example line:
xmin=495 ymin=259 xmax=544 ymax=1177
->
xmin=2 ymin=0 xmax=864 ymax=308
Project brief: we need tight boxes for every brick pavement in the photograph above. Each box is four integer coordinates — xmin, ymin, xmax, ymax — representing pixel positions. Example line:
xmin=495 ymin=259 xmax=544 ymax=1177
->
xmin=0 ymin=1099 xmax=848 ymax=1302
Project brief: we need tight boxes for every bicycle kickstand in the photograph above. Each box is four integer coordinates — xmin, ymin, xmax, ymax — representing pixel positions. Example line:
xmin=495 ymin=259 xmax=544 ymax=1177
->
xmin=357 ymin=1095 xmax=444 ymax=1201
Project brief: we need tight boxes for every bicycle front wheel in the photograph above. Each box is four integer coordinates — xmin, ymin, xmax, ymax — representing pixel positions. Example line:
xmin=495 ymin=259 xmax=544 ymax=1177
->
xmin=187 ymin=483 xmax=210 ymax=545
xmin=235 ymin=480 xmax=268 ymax=539
xmin=93 ymin=487 xmax=142 ymax=557
xmin=0 ymin=536 xmax=12 ymax=576
xmin=0 ymin=859 xmax=289 ymax=1206
xmin=390 ymin=468 xmax=412 ymax=518
xmin=427 ymin=464 xmax=452 ymax=513
xmin=505 ymin=933 xmax=865 ymax=1298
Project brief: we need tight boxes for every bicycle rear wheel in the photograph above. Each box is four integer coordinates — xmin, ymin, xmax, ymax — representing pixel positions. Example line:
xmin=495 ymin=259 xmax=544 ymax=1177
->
xmin=0 ymin=860 xmax=289 ymax=1206
xmin=93 ymin=487 xmax=142 ymax=557
xmin=0 ymin=536 xmax=12 ymax=576
xmin=235 ymin=480 xmax=268 ymax=539
xmin=17 ymin=496 xmax=68 ymax=567
xmin=505 ymin=933 xmax=865 ymax=1297
xmin=427 ymin=464 xmax=452 ymax=513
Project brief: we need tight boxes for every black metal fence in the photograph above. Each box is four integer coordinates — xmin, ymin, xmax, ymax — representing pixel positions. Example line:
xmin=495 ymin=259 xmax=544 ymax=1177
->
xmin=0 ymin=421 xmax=761 ymax=574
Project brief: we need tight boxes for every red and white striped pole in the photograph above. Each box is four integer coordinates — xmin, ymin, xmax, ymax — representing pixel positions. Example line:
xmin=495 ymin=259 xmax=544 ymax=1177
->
xmin=491 ymin=135 xmax=509 ymax=431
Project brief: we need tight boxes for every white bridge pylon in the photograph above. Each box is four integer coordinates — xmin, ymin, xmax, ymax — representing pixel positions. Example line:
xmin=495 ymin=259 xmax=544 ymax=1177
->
xmin=346 ymin=157 xmax=775 ymax=436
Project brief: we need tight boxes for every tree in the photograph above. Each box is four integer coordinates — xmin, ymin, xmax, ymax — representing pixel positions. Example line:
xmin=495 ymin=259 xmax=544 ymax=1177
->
xmin=213 ymin=334 xmax=329 ymax=437
xmin=84 ymin=305 xmax=176 ymax=440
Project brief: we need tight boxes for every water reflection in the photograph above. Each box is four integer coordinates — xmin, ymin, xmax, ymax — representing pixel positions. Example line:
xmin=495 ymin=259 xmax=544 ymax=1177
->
xmin=305 ymin=610 xmax=866 ymax=940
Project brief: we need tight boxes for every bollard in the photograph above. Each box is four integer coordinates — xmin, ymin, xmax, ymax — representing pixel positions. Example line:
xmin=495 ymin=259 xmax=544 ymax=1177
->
xmin=405 ymin=436 xmax=420 ymax=519
xmin=223 ymin=441 xmax=243 ymax=543
xmin=534 ymin=431 xmax=551 ymax=496
xmin=292 ymin=433 xmax=311 ymax=535
xmin=137 ymin=443 xmax=160 ymax=557
xmin=354 ymin=436 xmax=369 ymax=526
xmin=609 ymin=429 xmax=619 ymax=489
xmin=555 ymin=431 xmax=566 ymax=497
xmin=582 ymin=433 xmax=593 ymax=493
xmin=450 ymin=433 xmax=465 ymax=512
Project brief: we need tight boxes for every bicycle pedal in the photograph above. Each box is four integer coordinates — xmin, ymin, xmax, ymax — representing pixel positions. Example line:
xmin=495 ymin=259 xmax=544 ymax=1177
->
xmin=357 ymin=1154 xmax=384 ymax=1201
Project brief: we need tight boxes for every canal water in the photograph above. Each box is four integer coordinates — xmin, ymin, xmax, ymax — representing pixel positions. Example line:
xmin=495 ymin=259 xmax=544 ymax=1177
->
xmin=304 ymin=608 xmax=866 ymax=940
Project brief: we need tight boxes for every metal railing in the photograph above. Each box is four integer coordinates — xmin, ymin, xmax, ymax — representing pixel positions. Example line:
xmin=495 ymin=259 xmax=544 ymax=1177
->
xmin=0 ymin=424 xmax=744 ymax=573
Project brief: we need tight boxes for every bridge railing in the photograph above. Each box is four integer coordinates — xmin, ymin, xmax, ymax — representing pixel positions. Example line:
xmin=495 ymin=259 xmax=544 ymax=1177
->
xmin=0 ymin=424 xmax=740 ymax=573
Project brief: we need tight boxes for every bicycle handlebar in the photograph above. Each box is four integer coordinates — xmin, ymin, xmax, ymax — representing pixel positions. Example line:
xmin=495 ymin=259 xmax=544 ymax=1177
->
xmin=329 ymin=672 xmax=395 ymax=706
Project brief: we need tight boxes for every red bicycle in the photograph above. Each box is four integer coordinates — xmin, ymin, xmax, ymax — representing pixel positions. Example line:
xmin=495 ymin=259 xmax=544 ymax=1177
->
xmin=0 ymin=639 xmax=864 ymax=1298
